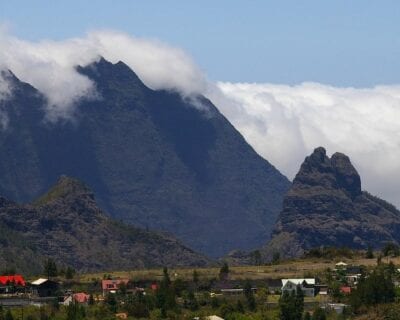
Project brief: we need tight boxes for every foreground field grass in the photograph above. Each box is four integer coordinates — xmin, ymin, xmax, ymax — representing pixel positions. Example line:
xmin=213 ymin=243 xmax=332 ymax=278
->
xmin=79 ymin=255 xmax=400 ymax=283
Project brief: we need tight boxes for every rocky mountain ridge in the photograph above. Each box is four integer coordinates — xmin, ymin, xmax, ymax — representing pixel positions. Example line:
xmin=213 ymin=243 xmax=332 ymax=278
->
xmin=263 ymin=147 xmax=400 ymax=259
xmin=0 ymin=176 xmax=210 ymax=274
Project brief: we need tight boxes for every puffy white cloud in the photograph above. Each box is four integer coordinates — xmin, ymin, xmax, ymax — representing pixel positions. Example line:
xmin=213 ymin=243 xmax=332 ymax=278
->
xmin=209 ymin=82 xmax=400 ymax=207
xmin=0 ymin=29 xmax=206 ymax=121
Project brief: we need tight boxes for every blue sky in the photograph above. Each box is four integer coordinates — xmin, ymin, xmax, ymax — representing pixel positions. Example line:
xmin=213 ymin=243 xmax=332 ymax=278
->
xmin=1 ymin=0 xmax=399 ymax=86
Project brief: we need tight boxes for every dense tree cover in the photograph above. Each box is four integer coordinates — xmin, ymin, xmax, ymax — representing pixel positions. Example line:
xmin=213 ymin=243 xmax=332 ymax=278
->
xmin=350 ymin=264 xmax=396 ymax=312
xmin=43 ymin=258 xmax=58 ymax=278
xmin=219 ymin=262 xmax=230 ymax=280
xmin=278 ymin=285 xmax=304 ymax=320
xmin=304 ymin=247 xmax=354 ymax=259
xmin=381 ymin=243 xmax=400 ymax=257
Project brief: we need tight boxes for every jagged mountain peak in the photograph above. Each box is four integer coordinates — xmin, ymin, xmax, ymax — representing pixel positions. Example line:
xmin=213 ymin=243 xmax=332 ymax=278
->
xmin=77 ymin=57 xmax=148 ymax=94
xmin=263 ymin=147 xmax=400 ymax=259
xmin=294 ymin=146 xmax=361 ymax=198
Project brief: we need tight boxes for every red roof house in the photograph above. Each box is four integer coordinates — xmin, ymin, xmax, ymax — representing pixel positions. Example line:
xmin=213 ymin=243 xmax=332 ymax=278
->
xmin=101 ymin=279 xmax=129 ymax=296
xmin=0 ymin=275 xmax=26 ymax=286
xmin=340 ymin=286 xmax=352 ymax=294
xmin=151 ymin=283 xmax=159 ymax=291
xmin=73 ymin=292 xmax=90 ymax=303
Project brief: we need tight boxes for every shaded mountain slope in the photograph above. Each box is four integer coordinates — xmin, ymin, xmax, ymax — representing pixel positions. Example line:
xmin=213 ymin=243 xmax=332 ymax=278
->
xmin=0 ymin=58 xmax=290 ymax=257
xmin=0 ymin=176 xmax=210 ymax=274
xmin=263 ymin=147 xmax=400 ymax=259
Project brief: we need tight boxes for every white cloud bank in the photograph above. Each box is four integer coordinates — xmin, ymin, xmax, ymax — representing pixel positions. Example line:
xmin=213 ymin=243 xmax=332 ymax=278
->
xmin=209 ymin=82 xmax=400 ymax=207
xmin=0 ymin=29 xmax=206 ymax=120
xmin=0 ymin=29 xmax=399 ymax=207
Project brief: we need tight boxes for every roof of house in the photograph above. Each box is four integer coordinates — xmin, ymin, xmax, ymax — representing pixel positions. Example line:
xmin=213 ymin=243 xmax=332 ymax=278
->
xmin=31 ymin=278 xmax=50 ymax=286
xmin=340 ymin=286 xmax=352 ymax=294
xmin=102 ymin=279 xmax=129 ymax=290
xmin=336 ymin=261 xmax=348 ymax=266
xmin=345 ymin=266 xmax=362 ymax=275
xmin=265 ymin=279 xmax=283 ymax=288
xmin=73 ymin=292 xmax=90 ymax=303
xmin=281 ymin=279 xmax=315 ymax=288
xmin=0 ymin=275 xmax=26 ymax=286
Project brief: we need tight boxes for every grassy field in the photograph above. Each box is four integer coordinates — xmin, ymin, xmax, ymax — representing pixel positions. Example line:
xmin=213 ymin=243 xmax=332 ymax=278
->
xmin=78 ymin=255 xmax=400 ymax=283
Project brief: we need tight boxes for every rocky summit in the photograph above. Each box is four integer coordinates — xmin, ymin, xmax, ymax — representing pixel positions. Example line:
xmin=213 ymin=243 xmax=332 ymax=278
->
xmin=0 ymin=176 xmax=210 ymax=274
xmin=264 ymin=147 xmax=400 ymax=259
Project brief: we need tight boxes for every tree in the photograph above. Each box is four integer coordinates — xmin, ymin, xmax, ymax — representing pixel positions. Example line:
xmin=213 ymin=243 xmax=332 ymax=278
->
xmin=88 ymin=294 xmax=95 ymax=305
xmin=65 ymin=267 xmax=76 ymax=279
xmin=350 ymin=265 xmax=395 ymax=312
xmin=66 ymin=301 xmax=85 ymax=320
xmin=272 ymin=252 xmax=280 ymax=265
xmin=278 ymin=286 xmax=304 ymax=320
xmin=219 ymin=262 xmax=229 ymax=280
xmin=244 ymin=280 xmax=256 ymax=311
xmin=43 ymin=258 xmax=57 ymax=278
xmin=105 ymin=293 xmax=118 ymax=313
xmin=236 ymin=300 xmax=244 ymax=313
xmin=294 ymin=285 xmax=304 ymax=319
xmin=156 ymin=267 xmax=176 ymax=315
xmin=279 ymin=291 xmax=296 ymax=320
xmin=125 ymin=292 xmax=151 ymax=318
xmin=192 ymin=270 xmax=199 ymax=285
xmin=365 ymin=246 xmax=374 ymax=259
xmin=250 ymin=250 xmax=262 ymax=265
xmin=303 ymin=312 xmax=311 ymax=320
xmin=4 ymin=310 xmax=13 ymax=320
xmin=312 ymin=307 xmax=326 ymax=320
xmin=186 ymin=290 xmax=198 ymax=311
xmin=382 ymin=243 xmax=400 ymax=257
xmin=211 ymin=296 xmax=220 ymax=309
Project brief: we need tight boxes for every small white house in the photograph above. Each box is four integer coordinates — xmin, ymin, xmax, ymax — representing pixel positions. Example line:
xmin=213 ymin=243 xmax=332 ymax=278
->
xmin=335 ymin=261 xmax=348 ymax=268
xmin=281 ymin=278 xmax=315 ymax=297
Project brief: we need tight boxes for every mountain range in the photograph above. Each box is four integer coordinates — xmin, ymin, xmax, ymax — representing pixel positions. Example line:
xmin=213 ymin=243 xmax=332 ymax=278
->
xmin=0 ymin=58 xmax=290 ymax=258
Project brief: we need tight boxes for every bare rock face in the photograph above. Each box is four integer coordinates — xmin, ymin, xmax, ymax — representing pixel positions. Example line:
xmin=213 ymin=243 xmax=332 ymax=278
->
xmin=263 ymin=147 xmax=400 ymax=259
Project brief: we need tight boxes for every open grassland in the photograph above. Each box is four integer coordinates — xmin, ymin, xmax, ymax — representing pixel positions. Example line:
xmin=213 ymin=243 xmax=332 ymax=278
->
xmin=78 ymin=255 xmax=400 ymax=283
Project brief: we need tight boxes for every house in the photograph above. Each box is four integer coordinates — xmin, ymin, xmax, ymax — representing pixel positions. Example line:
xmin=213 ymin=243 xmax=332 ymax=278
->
xmin=0 ymin=275 xmax=26 ymax=294
xmin=265 ymin=279 xmax=283 ymax=294
xmin=340 ymin=286 xmax=352 ymax=294
xmin=73 ymin=292 xmax=90 ymax=304
xmin=212 ymin=280 xmax=256 ymax=296
xmin=194 ymin=316 xmax=224 ymax=320
xmin=102 ymin=279 xmax=129 ymax=296
xmin=345 ymin=266 xmax=362 ymax=285
xmin=314 ymin=284 xmax=328 ymax=295
xmin=327 ymin=303 xmax=348 ymax=314
xmin=281 ymin=279 xmax=315 ymax=297
xmin=31 ymin=278 xmax=59 ymax=297
xmin=62 ymin=295 xmax=73 ymax=306
xmin=335 ymin=262 xmax=348 ymax=269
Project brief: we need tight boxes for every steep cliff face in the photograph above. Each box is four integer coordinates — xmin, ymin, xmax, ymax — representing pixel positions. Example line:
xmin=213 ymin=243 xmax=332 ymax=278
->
xmin=264 ymin=147 xmax=400 ymax=258
xmin=0 ymin=58 xmax=290 ymax=257
xmin=0 ymin=176 xmax=210 ymax=274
